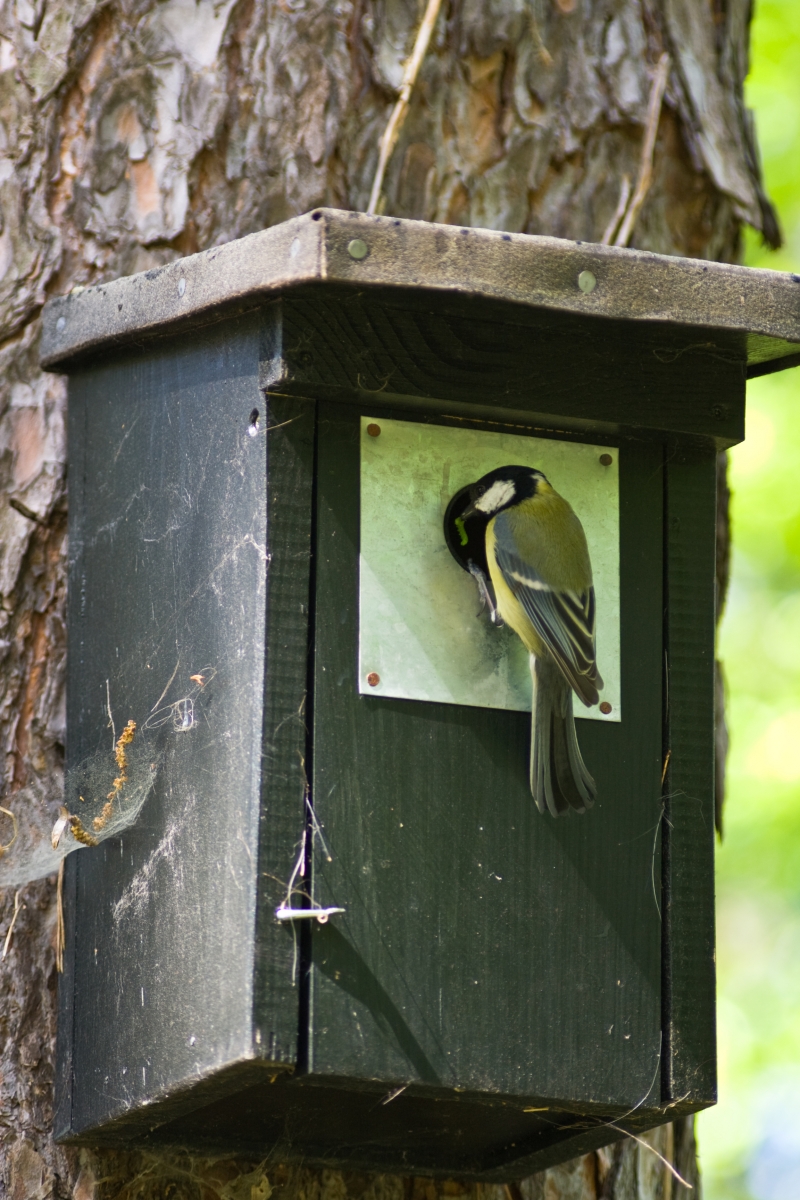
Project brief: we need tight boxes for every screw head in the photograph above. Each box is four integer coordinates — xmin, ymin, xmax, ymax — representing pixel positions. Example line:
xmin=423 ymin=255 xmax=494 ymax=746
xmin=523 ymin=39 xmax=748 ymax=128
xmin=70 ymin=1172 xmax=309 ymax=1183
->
xmin=367 ymin=672 xmax=380 ymax=687
xmin=599 ymin=453 xmax=613 ymax=466
xmin=348 ymin=238 xmax=369 ymax=260
xmin=366 ymin=423 xmax=381 ymax=437
xmin=578 ymin=270 xmax=597 ymax=294
xmin=599 ymin=701 xmax=612 ymax=715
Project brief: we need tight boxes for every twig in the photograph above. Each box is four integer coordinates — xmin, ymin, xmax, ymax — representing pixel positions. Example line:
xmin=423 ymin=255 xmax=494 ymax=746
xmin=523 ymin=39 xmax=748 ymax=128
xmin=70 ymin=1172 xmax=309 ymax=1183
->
xmin=150 ymin=659 xmax=180 ymax=713
xmin=106 ymin=678 xmax=116 ymax=747
xmin=3 ymin=890 xmax=22 ymax=959
xmin=56 ymin=860 xmax=65 ymax=973
xmin=606 ymin=1123 xmax=693 ymax=1190
xmin=601 ymin=175 xmax=631 ymax=245
xmin=0 ymin=805 xmax=19 ymax=857
xmin=8 ymin=496 xmax=48 ymax=525
xmin=651 ymin=801 xmax=664 ymax=919
xmin=614 ymin=53 xmax=670 ymax=247
xmin=367 ymin=0 xmax=444 ymax=215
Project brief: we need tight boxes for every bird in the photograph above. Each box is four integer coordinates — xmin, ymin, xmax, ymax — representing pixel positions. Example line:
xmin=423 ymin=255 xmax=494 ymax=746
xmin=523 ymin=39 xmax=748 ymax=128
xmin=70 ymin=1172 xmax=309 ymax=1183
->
xmin=454 ymin=464 xmax=602 ymax=816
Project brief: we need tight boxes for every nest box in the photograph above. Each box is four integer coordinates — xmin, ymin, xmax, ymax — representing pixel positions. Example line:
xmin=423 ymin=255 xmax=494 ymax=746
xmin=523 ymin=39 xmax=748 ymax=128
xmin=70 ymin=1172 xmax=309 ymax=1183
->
xmin=40 ymin=210 xmax=800 ymax=1177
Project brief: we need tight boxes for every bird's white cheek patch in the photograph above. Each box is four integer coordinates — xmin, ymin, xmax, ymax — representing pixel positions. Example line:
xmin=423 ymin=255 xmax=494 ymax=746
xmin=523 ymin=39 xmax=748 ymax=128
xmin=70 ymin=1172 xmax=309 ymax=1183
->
xmin=358 ymin=416 xmax=620 ymax=722
xmin=475 ymin=479 xmax=516 ymax=513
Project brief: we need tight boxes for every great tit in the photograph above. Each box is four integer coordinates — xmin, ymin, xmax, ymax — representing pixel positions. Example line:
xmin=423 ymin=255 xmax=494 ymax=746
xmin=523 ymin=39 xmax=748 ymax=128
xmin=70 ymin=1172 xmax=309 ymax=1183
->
xmin=455 ymin=464 xmax=602 ymax=816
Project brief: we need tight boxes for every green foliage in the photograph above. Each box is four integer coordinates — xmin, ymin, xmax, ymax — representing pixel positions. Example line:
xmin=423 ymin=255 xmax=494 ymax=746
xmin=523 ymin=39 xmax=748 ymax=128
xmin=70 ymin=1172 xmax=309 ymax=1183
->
xmin=743 ymin=0 xmax=800 ymax=271
xmin=699 ymin=3 xmax=800 ymax=1196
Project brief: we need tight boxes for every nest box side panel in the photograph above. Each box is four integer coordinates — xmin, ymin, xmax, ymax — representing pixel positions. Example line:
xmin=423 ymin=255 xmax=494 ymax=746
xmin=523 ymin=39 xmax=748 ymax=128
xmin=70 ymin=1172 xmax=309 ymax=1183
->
xmin=307 ymin=405 xmax=663 ymax=1118
xmin=59 ymin=314 xmax=297 ymax=1139
xmin=663 ymin=445 xmax=718 ymax=1107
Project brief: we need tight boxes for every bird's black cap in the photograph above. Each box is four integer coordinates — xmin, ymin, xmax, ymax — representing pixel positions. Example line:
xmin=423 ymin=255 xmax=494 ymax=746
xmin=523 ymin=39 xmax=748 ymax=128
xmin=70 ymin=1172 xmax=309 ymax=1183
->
xmin=444 ymin=466 xmax=545 ymax=573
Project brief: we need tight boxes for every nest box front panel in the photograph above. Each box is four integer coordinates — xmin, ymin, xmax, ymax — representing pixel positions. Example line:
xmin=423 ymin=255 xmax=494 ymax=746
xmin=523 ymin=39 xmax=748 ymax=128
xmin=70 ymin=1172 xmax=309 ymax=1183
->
xmin=309 ymin=404 xmax=664 ymax=1108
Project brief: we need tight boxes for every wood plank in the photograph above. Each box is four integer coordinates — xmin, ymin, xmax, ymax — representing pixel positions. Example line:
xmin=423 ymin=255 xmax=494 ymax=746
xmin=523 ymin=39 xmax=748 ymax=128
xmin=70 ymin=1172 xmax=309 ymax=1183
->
xmin=253 ymin=395 xmax=316 ymax=1065
xmin=268 ymin=288 xmax=746 ymax=447
xmin=41 ymin=210 xmax=800 ymax=375
xmin=662 ymin=445 xmax=718 ymax=1105
xmin=308 ymin=405 xmax=664 ymax=1114
xmin=54 ymin=372 xmax=95 ymax=1138
xmin=60 ymin=314 xmax=299 ymax=1137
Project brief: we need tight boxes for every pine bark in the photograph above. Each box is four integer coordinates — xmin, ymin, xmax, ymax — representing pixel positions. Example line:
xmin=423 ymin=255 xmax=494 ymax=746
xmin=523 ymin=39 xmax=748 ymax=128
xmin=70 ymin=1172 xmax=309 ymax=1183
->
xmin=0 ymin=0 xmax=773 ymax=1195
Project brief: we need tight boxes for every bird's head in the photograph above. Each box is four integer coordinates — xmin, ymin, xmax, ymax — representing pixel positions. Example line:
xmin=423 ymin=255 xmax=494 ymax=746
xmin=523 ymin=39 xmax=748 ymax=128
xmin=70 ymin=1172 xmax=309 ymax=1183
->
xmin=463 ymin=465 xmax=547 ymax=518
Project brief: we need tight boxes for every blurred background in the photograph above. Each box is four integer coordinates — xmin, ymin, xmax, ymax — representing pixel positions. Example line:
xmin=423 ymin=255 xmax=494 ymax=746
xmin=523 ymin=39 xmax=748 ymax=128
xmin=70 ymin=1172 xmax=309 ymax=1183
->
xmin=698 ymin=2 xmax=800 ymax=1197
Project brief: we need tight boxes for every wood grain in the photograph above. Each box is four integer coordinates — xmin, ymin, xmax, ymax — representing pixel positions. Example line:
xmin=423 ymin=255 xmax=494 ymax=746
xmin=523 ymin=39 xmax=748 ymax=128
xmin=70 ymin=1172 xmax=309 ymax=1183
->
xmin=662 ymin=445 xmax=718 ymax=1106
xmin=41 ymin=211 xmax=799 ymax=377
xmin=253 ymin=395 xmax=317 ymax=1066
xmin=267 ymin=288 xmax=747 ymax=448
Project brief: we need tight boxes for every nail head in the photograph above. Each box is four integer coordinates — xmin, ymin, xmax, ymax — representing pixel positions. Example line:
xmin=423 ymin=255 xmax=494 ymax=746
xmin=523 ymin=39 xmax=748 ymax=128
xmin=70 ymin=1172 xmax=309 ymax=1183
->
xmin=599 ymin=701 xmax=612 ymax=715
xmin=599 ymin=453 xmax=613 ymax=466
xmin=366 ymin=423 xmax=381 ymax=438
xmin=348 ymin=238 xmax=369 ymax=260
xmin=367 ymin=672 xmax=380 ymax=687
xmin=578 ymin=270 xmax=597 ymax=294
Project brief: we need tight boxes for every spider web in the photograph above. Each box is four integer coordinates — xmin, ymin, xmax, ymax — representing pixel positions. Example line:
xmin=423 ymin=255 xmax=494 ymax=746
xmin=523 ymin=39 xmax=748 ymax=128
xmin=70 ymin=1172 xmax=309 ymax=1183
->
xmin=0 ymin=668 xmax=216 ymax=888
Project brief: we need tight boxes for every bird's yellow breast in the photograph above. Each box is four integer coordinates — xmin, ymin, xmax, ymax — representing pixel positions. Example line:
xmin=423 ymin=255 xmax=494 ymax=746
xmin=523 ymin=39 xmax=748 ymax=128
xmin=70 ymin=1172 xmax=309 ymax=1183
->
xmin=486 ymin=521 xmax=544 ymax=655
xmin=484 ymin=483 xmax=592 ymax=655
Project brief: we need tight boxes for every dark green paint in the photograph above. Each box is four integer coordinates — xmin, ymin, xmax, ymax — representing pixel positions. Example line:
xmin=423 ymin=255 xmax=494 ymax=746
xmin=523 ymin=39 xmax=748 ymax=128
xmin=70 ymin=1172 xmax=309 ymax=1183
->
xmin=262 ymin=288 xmax=746 ymax=449
xmin=662 ymin=446 xmax=718 ymax=1104
xmin=310 ymin=405 xmax=663 ymax=1108
xmin=54 ymin=279 xmax=722 ymax=1175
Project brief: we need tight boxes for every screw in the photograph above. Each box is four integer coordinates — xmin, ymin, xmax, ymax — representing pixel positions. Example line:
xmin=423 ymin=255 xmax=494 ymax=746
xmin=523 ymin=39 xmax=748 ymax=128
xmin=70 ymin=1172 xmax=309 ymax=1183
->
xmin=367 ymin=672 xmax=380 ymax=687
xmin=348 ymin=238 xmax=369 ymax=260
xmin=599 ymin=453 xmax=613 ymax=466
xmin=599 ymin=701 xmax=612 ymax=715
xmin=578 ymin=270 xmax=597 ymax=294
xmin=366 ymin=423 xmax=381 ymax=437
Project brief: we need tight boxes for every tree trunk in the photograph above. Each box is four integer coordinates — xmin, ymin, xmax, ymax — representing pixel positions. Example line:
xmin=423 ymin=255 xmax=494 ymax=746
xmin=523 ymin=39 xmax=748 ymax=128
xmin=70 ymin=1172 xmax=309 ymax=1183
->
xmin=0 ymin=0 xmax=774 ymax=1196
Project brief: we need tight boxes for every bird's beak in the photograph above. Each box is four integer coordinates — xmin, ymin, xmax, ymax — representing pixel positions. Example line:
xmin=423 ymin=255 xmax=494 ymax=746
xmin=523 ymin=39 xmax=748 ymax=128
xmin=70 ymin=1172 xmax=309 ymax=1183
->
xmin=461 ymin=500 xmax=478 ymax=519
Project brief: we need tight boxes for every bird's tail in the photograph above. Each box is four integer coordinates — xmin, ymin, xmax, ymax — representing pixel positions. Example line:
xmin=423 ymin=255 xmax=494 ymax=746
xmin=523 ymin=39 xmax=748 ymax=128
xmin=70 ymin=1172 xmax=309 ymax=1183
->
xmin=530 ymin=654 xmax=596 ymax=816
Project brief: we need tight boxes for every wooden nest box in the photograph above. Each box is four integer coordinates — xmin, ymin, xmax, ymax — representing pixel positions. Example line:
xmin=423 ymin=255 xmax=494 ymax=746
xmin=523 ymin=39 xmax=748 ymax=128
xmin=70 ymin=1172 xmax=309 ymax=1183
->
xmin=41 ymin=210 xmax=800 ymax=1177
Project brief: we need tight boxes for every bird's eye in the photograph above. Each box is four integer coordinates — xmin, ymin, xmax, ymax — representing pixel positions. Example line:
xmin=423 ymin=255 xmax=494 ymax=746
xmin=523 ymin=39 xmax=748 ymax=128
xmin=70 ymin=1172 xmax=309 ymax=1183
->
xmin=476 ymin=485 xmax=486 ymax=496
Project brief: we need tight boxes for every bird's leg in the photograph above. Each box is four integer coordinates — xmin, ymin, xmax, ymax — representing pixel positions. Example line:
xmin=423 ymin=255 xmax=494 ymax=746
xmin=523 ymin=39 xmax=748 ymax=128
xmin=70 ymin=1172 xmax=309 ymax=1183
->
xmin=468 ymin=561 xmax=504 ymax=626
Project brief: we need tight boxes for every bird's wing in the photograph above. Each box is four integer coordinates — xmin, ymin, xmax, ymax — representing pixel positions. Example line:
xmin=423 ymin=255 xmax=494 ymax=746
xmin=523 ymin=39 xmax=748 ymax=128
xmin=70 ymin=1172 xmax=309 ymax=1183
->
xmin=492 ymin=538 xmax=601 ymax=706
